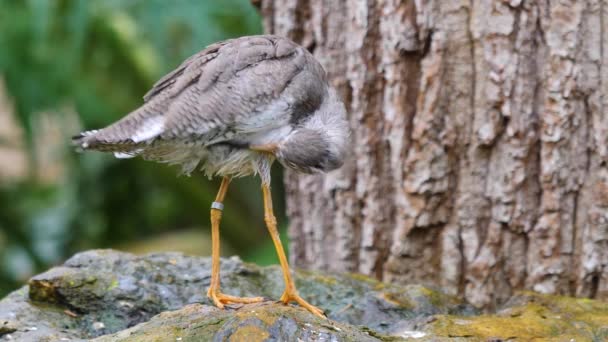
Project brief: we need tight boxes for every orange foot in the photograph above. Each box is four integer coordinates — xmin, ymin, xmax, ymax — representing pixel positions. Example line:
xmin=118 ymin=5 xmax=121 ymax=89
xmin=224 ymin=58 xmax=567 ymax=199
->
xmin=207 ymin=288 xmax=264 ymax=309
xmin=280 ymin=290 xmax=325 ymax=318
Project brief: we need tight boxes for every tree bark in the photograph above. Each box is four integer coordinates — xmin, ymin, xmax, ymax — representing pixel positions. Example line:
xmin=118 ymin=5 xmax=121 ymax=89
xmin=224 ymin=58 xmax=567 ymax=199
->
xmin=260 ymin=0 xmax=608 ymax=308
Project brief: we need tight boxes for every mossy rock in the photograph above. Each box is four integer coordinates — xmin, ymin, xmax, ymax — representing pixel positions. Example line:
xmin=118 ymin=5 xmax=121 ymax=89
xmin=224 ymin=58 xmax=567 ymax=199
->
xmin=0 ymin=250 xmax=606 ymax=341
xmin=95 ymin=302 xmax=378 ymax=342
xmin=427 ymin=292 xmax=608 ymax=341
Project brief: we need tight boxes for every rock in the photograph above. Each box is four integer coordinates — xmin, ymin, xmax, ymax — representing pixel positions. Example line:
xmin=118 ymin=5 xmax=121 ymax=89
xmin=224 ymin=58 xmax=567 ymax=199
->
xmin=94 ymin=303 xmax=379 ymax=342
xmin=428 ymin=292 xmax=608 ymax=341
xmin=0 ymin=249 xmax=606 ymax=341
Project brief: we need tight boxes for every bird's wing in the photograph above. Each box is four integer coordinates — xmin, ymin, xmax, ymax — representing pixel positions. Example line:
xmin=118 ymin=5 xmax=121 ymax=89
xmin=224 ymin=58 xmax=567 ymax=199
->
xmin=155 ymin=35 xmax=325 ymax=143
xmin=141 ymin=39 xmax=230 ymax=103
xmin=73 ymin=35 xmax=325 ymax=154
xmin=72 ymin=39 xmax=234 ymax=151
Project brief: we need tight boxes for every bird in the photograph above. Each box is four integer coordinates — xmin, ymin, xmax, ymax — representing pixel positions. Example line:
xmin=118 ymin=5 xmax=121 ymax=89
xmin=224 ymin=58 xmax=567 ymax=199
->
xmin=72 ymin=35 xmax=350 ymax=318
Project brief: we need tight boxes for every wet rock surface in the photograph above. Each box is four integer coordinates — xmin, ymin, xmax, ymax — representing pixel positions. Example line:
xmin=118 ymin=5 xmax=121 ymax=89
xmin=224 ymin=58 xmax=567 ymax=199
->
xmin=0 ymin=249 xmax=606 ymax=341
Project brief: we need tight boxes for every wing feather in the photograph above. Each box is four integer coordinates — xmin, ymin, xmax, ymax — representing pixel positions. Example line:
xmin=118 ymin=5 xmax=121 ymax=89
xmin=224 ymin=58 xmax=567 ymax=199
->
xmin=157 ymin=35 xmax=313 ymax=142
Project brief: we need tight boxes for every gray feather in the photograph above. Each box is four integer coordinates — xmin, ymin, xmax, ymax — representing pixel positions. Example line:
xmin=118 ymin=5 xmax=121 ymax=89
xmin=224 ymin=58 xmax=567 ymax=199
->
xmin=72 ymin=35 xmax=349 ymax=180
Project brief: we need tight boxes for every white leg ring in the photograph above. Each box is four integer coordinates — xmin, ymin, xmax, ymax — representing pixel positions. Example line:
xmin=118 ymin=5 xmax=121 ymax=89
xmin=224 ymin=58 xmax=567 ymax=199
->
xmin=211 ymin=202 xmax=224 ymax=211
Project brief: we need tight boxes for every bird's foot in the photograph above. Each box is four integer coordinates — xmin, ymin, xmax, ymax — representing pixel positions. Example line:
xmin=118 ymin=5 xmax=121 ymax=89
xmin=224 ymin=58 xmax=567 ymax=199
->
xmin=279 ymin=290 xmax=326 ymax=318
xmin=207 ymin=288 xmax=264 ymax=309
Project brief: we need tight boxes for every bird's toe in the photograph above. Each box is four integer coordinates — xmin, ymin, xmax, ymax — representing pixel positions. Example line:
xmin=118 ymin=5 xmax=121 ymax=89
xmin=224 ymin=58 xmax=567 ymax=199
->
xmin=207 ymin=289 xmax=264 ymax=309
xmin=279 ymin=291 xmax=326 ymax=318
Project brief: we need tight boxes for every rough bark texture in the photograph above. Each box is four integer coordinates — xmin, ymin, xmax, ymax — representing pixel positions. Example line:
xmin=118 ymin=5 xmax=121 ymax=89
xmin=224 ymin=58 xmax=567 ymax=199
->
xmin=260 ymin=0 xmax=608 ymax=308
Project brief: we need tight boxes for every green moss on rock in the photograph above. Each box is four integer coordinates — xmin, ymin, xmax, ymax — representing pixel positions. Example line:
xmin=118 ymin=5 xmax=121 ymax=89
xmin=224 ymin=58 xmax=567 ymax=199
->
xmin=427 ymin=292 xmax=608 ymax=341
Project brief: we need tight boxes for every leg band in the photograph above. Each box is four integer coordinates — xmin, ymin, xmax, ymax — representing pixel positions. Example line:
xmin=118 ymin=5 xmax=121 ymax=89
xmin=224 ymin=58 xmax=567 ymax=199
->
xmin=211 ymin=202 xmax=224 ymax=211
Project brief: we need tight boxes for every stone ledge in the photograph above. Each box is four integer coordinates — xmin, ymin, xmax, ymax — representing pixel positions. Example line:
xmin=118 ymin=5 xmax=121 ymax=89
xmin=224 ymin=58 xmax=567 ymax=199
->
xmin=0 ymin=249 xmax=606 ymax=341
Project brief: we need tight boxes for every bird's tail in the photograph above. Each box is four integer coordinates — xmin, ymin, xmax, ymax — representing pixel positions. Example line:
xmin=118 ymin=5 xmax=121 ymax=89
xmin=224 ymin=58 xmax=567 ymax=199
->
xmin=72 ymin=129 xmax=146 ymax=159
xmin=72 ymin=99 xmax=166 ymax=158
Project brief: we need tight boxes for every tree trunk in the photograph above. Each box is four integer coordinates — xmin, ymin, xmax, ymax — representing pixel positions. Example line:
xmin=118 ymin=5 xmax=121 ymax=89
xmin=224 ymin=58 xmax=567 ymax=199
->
xmin=259 ymin=0 xmax=608 ymax=308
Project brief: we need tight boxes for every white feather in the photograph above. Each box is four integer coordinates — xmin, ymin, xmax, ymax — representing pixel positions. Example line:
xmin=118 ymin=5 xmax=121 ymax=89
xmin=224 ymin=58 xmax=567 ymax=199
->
xmin=237 ymin=98 xmax=290 ymax=133
xmin=114 ymin=152 xmax=135 ymax=159
xmin=114 ymin=148 xmax=143 ymax=159
xmin=131 ymin=116 xmax=165 ymax=143
xmin=248 ymin=125 xmax=292 ymax=147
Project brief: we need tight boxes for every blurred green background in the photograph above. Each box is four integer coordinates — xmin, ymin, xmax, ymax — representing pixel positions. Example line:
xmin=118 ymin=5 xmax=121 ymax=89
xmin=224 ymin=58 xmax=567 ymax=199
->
xmin=0 ymin=0 xmax=289 ymax=298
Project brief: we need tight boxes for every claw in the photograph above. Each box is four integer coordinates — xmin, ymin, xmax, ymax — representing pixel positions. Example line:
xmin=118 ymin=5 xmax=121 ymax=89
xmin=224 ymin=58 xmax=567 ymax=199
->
xmin=207 ymin=288 xmax=264 ymax=308
xmin=280 ymin=291 xmax=326 ymax=318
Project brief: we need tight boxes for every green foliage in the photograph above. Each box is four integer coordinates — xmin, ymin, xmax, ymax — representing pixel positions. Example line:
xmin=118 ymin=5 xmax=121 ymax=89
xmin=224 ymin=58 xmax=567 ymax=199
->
xmin=0 ymin=0 xmax=286 ymax=298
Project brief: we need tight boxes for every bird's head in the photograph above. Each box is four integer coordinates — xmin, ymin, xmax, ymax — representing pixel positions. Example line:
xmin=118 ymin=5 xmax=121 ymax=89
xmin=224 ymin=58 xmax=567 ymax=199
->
xmin=276 ymin=89 xmax=350 ymax=174
xmin=276 ymin=129 xmax=344 ymax=173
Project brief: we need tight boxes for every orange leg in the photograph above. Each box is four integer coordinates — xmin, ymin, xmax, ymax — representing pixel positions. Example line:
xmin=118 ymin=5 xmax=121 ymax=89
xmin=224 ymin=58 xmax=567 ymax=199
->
xmin=261 ymin=183 xmax=325 ymax=318
xmin=207 ymin=177 xmax=264 ymax=308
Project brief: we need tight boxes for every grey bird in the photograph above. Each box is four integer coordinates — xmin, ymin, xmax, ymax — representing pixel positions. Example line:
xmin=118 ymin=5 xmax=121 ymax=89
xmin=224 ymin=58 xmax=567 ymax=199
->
xmin=72 ymin=35 xmax=350 ymax=317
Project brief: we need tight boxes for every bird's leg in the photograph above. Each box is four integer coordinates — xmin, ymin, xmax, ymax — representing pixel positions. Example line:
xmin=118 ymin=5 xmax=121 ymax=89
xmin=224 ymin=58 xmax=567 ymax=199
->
xmin=261 ymin=183 xmax=325 ymax=318
xmin=207 ymin=177 xmax=264 ymax=308
xmin=249 ymin=143 xmax=278 ymax=153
